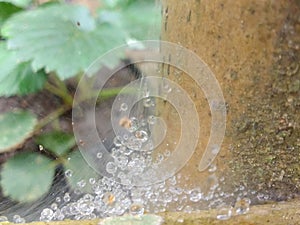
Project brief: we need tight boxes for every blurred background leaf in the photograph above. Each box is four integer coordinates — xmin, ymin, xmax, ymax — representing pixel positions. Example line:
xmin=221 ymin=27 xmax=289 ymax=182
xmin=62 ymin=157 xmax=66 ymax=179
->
xmin=35 ymin=131 xmax=76 ymax=157
xmin=0 ymin=152 xmax=55 ymax=202
xmin=0 ymin=2 xmax=21 ymax=28
xmin=0 ymin=0 xmax=31 ymax=8
xmin=99 ymin=0 xmax=161 ymax=40
xmin=0 ymin=111 xmax=37 ymax=153
xmin=1 ymin=4 xmax=125 ymax=79
xmin=0 ymin=43 xmax=47 ymax=96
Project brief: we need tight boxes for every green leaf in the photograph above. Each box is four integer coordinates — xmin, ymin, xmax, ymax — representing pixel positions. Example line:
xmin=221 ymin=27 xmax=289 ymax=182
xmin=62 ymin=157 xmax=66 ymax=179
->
xmin=0 ymin=2 xmax=21 ymax=28
xmin=0 ymin=0 xmax=31 ymax=8
xmin=0 ymin=111 xmax=37 ymax=153
xmin=64 ymin=150 xmax=99 ymax=193
xmin=99 ymin=0 xmax=161 ymax=40
xmin=0 ymin=152 xmax=55 ymax=202
xmin=35 ymin=131 xmax=75 ymax=157
xmin=2 ymin=4 xmax=125 ymax=80
xmin=101 ymin=215 xmax=164 ymax=225
xmin=0 ymin=42 xmax=47 ymax=97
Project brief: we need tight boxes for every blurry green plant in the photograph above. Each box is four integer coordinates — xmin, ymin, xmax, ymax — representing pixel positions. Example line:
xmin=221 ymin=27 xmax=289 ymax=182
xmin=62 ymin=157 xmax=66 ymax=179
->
xmin=0 ymin=0 xmax=160 ymax=202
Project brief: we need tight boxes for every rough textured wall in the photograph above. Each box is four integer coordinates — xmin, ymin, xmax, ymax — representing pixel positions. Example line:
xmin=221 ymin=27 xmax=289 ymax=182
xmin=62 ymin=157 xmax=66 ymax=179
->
xmin=161 ymin=0 xmax=300 ymax=201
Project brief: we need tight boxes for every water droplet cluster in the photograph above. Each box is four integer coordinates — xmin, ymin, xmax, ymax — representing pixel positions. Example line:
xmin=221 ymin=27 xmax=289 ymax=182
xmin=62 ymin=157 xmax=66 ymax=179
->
xmin=36 ymin=114 xmax=254 ymax=222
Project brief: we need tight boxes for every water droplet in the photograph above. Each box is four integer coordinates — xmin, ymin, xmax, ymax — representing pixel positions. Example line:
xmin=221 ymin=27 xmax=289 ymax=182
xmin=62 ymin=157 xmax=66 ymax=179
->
xmin=89 ymin=178 xmax=96 ymax=185
xmin=77 ymin=179 xmax=86 ymax=189
xmin=51 ymin=203 xmax=58 ymax=210
xmin=106 ymin=162 xmax=117 ymax=174
xmin=65 ymin=169 xmax=73 ymax=177
xmin=163 ymin=83 xmax=172 ymax=93
xmin=234 ymin=197 xmax=251 ymax=215
xmin=0 ymin=216 xmax=8 ymax=222
xmin=63 ymin=193 xmax=71 ymax=202
xmin=143 ymin=98 xmax=153 ymax=107
xmin=55 ymin=197 xmax=61 ymax=203
xmin=120 ymin=103 xmax=128 ymax=111
xmin=216 ymin=206 xmax=232 ymax=220
xmin=126 ymin=137 xmax=142 ymax=150
xmin=97 ymin=152 xmax=103 ymax=159
xmin=40 ymin=208 xmax=54 ymax=221
xmin=123 ymin=134 xmax=129 ymax=140
xmin=129 ymin=203 xmax=145 ymax=216
xmin=39 ymin=145 xmax=44 ymax=151
xmin=183 ymin=205 xmax=193 ymax=213
xmin=53 ymin=209 xmax=64 ymax=221
xmin=163 ymin=192 xmax=173 ymax=203
xmin=189 ymin=188 xmax=202 ymax=202
xmin=156 ymin=153 xmax=164 ymax=163
xmin=164 ymin=150 xmax=171 ymax=157
xmin=128 ymin=117 xmax=139 ymax=132
xmin=13 ymin=215 xmax=25 ymax=224
xmin=114 ymin=156 xmax=128 ymax=170
xmin=103 ymin=192 xmax=116 ymax=205
xmin=208 ymin=164 xmax=217 ymax=173
xmin=147 ymin=115 xmax=157 ymax=125
xmin=135 ymin=130 xmax=148 ymax=142
xmin=113 ymin=136 xmax=123 ymax=147
xmin=142 ymin=88 xmax=150 ymax=98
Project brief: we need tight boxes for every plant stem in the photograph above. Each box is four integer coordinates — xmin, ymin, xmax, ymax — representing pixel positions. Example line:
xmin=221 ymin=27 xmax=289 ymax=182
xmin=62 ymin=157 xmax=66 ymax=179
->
xmin=51 ymin=73 xmax=69 ymax=94
xmin=34 ymin=104 xmax=71 ymax=133
xmin=36 ymin=86 xmax=137 ymax=133
xmin=45 ymin=82 xmax=73 ymax=106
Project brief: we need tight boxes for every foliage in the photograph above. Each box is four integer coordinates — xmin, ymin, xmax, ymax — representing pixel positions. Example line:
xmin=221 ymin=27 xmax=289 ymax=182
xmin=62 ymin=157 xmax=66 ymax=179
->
xmin=99 ymin=0 xmax=161 ymax=40
xmin=0 ymin=2 xmax=21 ymax=28
xmin=0 ymin=43 xmax=47 ymax=96
xmin=1 ymin=4 xmax=125 ymax=79
xmin=0 ymin=111 xmax=37 ymax=153
xmin=0 ymin=152 xmax=55 ymax=202
xmin=0 ymin=0 xmax=160 ymax=202
xmin=0 ymin=0 xmax=31 ymax=8
xmin=35 ymin=131 xmax=76 ymax=156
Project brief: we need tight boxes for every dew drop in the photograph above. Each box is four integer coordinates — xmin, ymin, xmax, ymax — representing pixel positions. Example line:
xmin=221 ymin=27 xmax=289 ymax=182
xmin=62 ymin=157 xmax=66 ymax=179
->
xmin=113 ymin=136 xmax=123 ymax=147
xmin=216 ymin=206 xmax=232 ymax=220
xmin=0 ymin=216 xmax=8 ymax=222
xmin=13 ymin=215 xmax=25 ymax=224
xmin=106 ymin=162 xmax=117 ymax=174
xmin=234 ymin=197 xmax=251 ymax=215
xmin=143 ymin=98 xmax=153 ymax=107
xmin=77 ymin=179 xmax=86 ymax=189
xmin=97 ymin=152 xmax=103 ymax=159
xmin=147 ymin=115 xmax=157 ymax=125
xmin=208 ymin=164 xmax=217 ymax=173
xmin=103 ymin=192 xmax=116 ymax=205
xmin=162 ymin=83 xmax=172 ymax=93
xmin=65 ymin=169 xmax=73 ymax=177
xmin=51 ymin=203 xmax=58 ymax=210
xmin=189 ymin=188 xmax=202 ymax=202
xmin=135 ymin=130 xmax=148 ymax=142
xmin=126 ymin=137 xmax=142 ymax=150
xmin=89 ymin=178 xmax=96 ymax=185
xmin=40 ymin=208 xmax=54 ymax=221
xmin=63 ymin=193 xmax=71 ymax=202
xmin=129 ymin=203 xmax=145 ymax=216
xmin=120 ymin=103 xmax=128 ymax=111
xmin=128 ymin=117 xmax=139 ymax=132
